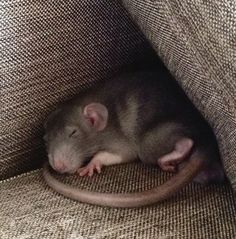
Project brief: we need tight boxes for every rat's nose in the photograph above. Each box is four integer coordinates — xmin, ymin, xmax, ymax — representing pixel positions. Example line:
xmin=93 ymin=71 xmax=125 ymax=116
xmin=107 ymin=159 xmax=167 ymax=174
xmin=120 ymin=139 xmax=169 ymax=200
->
xmin=53 ymin=160 xmax=66 ymax=172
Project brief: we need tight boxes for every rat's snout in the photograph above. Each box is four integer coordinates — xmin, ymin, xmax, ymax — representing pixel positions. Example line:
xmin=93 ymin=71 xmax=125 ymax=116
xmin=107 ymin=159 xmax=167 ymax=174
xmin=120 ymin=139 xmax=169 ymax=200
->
xmin=48 ymin=154 xmax=68 ymax=173
xmin=53 ymin=159 xmax=66 ymax=172
xmin=48 ymin=144 xmax=79 ymax=174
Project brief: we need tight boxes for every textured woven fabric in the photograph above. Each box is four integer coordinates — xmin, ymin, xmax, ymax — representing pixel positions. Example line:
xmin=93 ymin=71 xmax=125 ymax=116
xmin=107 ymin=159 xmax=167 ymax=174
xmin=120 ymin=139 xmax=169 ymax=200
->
xmin=0 ymin=0 xmax=154 ymax=179
xmin=122 ymin=0 xmax=236 ymax=190
xmin=0 ymin=162 xmax=235 ymax=239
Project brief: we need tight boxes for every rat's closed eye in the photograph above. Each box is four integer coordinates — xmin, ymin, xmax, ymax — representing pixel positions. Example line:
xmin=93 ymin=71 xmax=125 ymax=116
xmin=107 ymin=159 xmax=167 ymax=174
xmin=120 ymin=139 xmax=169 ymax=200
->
xmin=69 ymin=130 xmax=78 ymax=138
xmin=66 ymin=126 xmax=80 ymax=138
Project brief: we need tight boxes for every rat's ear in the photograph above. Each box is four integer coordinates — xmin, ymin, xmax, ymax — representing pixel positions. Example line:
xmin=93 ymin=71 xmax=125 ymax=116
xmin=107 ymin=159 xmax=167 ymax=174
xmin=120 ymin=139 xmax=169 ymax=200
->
xmin=83 ymin=103 xmax=108 ymax=131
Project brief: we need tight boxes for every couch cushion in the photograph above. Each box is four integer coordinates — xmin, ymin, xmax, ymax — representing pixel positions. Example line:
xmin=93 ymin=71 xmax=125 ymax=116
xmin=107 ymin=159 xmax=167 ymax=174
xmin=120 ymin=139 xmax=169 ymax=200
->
xmin=122 ymin=0 xmax=236 ymax=190
xmin=0 ymin=162 xmax=235 ymax=239
xmin=1 ymin=0 xmax=155 ymax=179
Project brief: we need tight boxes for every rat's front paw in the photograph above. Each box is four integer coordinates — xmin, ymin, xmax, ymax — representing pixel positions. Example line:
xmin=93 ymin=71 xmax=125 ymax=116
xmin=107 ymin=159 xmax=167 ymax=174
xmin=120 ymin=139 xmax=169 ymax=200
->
xmin=77 ymin=159 xmax=102 ymax=177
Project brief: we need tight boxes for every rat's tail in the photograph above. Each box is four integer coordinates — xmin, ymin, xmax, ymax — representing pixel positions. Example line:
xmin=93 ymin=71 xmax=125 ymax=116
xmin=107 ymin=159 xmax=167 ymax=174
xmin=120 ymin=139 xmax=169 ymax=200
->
xmin=43 ymin=153 xmax=204 ymax=208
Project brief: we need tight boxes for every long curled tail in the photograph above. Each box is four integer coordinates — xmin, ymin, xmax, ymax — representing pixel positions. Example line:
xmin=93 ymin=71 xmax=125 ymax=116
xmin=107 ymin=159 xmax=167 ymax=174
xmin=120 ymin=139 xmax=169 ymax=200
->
xmin=43 ymin=154 xmax=204 ymax=208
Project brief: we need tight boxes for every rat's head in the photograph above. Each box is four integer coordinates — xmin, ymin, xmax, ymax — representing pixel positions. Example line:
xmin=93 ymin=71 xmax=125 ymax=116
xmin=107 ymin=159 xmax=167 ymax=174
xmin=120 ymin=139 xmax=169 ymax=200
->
xmin=43 ymin=103 xmax=108 ymax=174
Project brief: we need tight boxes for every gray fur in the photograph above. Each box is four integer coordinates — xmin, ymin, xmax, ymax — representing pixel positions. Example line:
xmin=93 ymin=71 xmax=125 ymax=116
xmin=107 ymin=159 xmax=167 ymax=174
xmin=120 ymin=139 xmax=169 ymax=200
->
xmin=44 ymin=71 xmax=224 ymax=182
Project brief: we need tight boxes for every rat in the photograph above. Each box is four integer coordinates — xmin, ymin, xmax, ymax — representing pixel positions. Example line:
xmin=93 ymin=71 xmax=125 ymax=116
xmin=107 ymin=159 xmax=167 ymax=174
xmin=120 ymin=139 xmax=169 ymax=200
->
xmin=43 ymin=71 xmax=225 ymax=207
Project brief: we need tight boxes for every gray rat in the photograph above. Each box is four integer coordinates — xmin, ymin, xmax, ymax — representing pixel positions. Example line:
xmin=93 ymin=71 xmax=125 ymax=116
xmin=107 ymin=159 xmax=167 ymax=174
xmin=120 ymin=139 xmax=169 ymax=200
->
xmin=43 ymin=71 xmax=225 ymax=207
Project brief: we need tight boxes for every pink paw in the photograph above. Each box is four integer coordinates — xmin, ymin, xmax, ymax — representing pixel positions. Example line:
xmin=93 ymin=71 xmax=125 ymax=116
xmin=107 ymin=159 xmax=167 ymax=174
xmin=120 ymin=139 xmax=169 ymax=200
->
xmin=157 ymin=138 xmax=194 ymax=173
xmin=157 ymin=153 xmax=181 ymax=172
xmin=77 ymin=160 xmax=102 ymax=177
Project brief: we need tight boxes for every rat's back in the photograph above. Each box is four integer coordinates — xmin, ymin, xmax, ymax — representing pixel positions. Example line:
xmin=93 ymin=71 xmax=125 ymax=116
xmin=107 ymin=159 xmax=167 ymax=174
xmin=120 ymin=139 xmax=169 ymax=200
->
xmin=96 ymin=72 xmax=196 ymax=135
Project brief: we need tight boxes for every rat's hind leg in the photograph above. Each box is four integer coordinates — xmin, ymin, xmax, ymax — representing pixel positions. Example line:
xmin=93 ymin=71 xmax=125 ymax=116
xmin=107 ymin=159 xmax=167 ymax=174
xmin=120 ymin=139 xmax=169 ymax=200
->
xmin=139 ymin=122 xmax=193 ymax=172
xmin=157 ymin=138 xmax=193 ymax=172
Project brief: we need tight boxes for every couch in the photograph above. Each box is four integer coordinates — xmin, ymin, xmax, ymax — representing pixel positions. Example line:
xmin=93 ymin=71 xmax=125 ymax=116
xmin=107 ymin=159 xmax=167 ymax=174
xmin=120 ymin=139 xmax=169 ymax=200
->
xmin=1 ymin=1 xmax=235 ymax=238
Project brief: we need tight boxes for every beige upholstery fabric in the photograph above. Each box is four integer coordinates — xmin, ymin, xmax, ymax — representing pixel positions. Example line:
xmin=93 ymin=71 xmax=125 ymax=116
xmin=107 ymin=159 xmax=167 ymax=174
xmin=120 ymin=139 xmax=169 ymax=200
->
xmin=1 ymin=0 xmax=154 ymax=180
xmin=1 ymin=1 xmax=236 ymax=238
xmin=0 ymin=163 xmax=235 ymax=239
xmin=122 ymin=0 xmax=236 ymax=190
